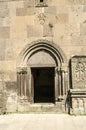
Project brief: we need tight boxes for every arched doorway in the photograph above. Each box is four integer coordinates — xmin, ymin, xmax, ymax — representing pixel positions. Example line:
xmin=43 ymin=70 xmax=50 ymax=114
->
xmin=17 ymin=40 xmax=67 ymax=104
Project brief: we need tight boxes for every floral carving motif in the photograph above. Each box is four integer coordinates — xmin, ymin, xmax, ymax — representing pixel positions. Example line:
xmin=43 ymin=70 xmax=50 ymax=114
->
xmin=38 ymin=13 xmax=46 ymax=25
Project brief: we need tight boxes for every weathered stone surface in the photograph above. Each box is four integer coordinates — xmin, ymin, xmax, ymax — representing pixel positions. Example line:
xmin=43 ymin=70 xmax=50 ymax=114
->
xmin=71 ymin=56 xmax=86 ymax=89
xmin=43 ymin=25 xmax=53 ymax=37
xmin=0 ymin=0 xmax=86 ymax=114
xmin=66 ymin=0 xmax=85 ymax=5
xmin=65 ymin=24 xmax=80 ymax=36
xmin=56 ymin=13 xmax=69 ymax=24
xmin=0 ymin=27 xmax=10 ymax=39
xmin=0 ymin=40 xmax=6 ymax=60
xmin=27 ymin=25 xmax=43 ymax=37
xmin=69 ymin=12 xmax=86 ymax=23
xmin=80 ymin=23 xmax=86 ymax=35
xmin=6 ymin=92 xmax=17 ymax=113
xmin=83 ymin=5 xmax=86 ymax=11
xmin=24 ymin=0 xmax=34 ymax=8
xmin=71 ymin=36 xmax=86 ymax=45
xmin=68 ymin=5 xmax=83 ymax=12
xmin=0 ymin=2 xmax=9 ymax=18
xmin=44 ymin=6 xmax=57 ymax=14
xmin=16 ymin=8 xmax=26 ymax=16
xmin=69 ymin=89 xmax=86 ymax=114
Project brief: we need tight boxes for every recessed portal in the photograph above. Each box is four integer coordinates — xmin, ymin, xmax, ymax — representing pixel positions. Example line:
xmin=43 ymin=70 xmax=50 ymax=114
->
xmin=31 ymin=67 xmax=55 ymax=103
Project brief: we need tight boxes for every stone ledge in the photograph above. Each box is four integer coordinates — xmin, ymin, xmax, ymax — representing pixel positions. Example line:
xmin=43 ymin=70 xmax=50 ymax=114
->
xmin=69 ymin=89 xmax=86 ymax=98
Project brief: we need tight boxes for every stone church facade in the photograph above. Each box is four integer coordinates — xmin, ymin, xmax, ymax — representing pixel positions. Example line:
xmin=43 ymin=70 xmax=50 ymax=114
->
xmin=0 ymin=0 xmax=86 ymax=114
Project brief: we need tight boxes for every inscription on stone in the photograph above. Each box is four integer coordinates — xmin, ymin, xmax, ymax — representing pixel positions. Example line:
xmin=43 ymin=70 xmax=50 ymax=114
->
xmin=71 ymin=56 xmax=86 ymax=88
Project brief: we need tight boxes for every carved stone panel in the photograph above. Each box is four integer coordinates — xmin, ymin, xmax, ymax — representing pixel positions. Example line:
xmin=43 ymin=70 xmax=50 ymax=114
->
xmin=71 ymin=56 xmax=86 ymax=89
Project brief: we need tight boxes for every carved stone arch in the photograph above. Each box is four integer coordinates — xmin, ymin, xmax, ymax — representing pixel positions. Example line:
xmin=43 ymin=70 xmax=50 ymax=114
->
xmin=17 ymin=39 xmax=68 ymax=104
xmin=17 ymin=39 xmax=67 ymax=68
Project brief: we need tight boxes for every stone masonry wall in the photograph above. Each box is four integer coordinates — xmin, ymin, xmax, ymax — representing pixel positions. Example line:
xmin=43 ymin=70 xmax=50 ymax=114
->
xmin=0 ymin=0 xmax=86 ymax=113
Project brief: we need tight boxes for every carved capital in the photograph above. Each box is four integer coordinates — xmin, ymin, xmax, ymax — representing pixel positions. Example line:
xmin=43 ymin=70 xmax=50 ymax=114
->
xmin=17 ymin=67 xmax=27 ymax=74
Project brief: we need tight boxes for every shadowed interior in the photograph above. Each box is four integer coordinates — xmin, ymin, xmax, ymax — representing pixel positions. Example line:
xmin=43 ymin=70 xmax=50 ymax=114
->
xmin=31 ymin=67 xmax=55 ymax=103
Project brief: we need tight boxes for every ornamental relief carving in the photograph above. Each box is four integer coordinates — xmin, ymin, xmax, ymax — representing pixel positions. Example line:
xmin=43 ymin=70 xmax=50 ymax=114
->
xmin=75 ymin=61 xmax=85 ymax=82
xmin=71 ymin=56 xmax=86 ymax=88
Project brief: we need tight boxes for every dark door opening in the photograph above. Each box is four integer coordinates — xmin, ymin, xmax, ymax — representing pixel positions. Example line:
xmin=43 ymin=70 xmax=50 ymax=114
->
xmin=31 ymin=67 xmax=55 ymax=103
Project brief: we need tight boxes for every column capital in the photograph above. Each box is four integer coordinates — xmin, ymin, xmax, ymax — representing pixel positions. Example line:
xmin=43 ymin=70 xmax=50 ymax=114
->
xmin=17 ymin=67 xmax=27 ymax=74
xmin=55 ymin=66 xmax=61 ymax=72
xmin=61 ymin=64 xmax=68 ymax=72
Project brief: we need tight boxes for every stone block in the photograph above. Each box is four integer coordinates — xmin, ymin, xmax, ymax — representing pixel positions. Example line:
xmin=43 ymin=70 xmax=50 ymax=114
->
xmin=0 ymin=82 xmax=4 ymax=91
xmin=5 ymin=41 xmax=15 ymax=60
xmin=0 ymin=61 xmax=5 ymax=72
xmin=53 ymin=24 xmax=65 ymax=36
xmin=65 ymin=24 xmax=80 ymax=36
xmin=80 ymin=23 xmax=86 ymax=35
xmin=43 ymin=25 xmax=53 ymax=37
xmin=0 ymin=2 xmax=9 ymax=18
xmin=0 ymin=27 xmax=10 ymax=39
xmin=4 ymin=71 xmax=16 ymax=82
xmin=83 ymin=5 xmax=86 ymax=12
xmin=16 ymin=8 xmax=26 ymax=16
xmin=27 ymin=25 xmax=43 ymax=37
xmin=0 ymin=8 xmax=9 ymax=18
xmin=56 ymin=13 xmax=69 ymax=24
xmin=24 ymin=0 xmax=34 ymax=8
xmin=27 ymin=7 xmax=36 ymax=15
xmin=0 ymin=40 xmax=6 ymax=60
xmin=2 ymin=17 xmax=11 ymax=26
xmin=44 ymin=14 xmax=57 ymax=25
xmin=66 ymin=0 xmax=85 ymax=5
xmin=3 ymin=60 xmax=16 ymax=71
xmin=25 ymin=16 xmax=35 ymax=25
xmin=18 ymin=101 xmax=30 ymax=112
xmin=10 ymin=17 xmax=26 ymax=38
xmin=5 ymin=82 xmax=17 ymax=92
xmin=56 ymin=6 xmax=69 ymax=13
xmin=48 ymin=0 xmax=66 ymax=6
xmin=6 ymin=92 xmax=17 ymax=113
xmin=69 ymin=12 xmax=86 ymax=24
xmin=71 ymin=36 xmax=86 ymax=45
xmin=44 ymin=6 xmax=57 ymax=14
xmin=68 ymin=5 xmax=83 ymax=12
xmin=16 ymin=7 xmax=36 ymax=16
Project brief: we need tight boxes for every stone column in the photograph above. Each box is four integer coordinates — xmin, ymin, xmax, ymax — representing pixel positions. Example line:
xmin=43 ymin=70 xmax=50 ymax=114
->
xmin=17 ymin=73 xmax=21 ymax=96
xmin=61 ymin=65 xmax=68 ymax=96
xmin=55 ymin=67 xmax=59 ymax=102
xmin=28 ymin=67 xmax=33 ymax=103
xmin=64 ymin=71 xmax=68 ymax=95
xmin=24 ymin=74 xmax=27 ymax=97
xmin=61 ymin=70 xmax=65 ymax=96
xmin=58 ymin=69 xmax=62 ymax=98
xmin=20 ymin=73 xmax=23 ymax=97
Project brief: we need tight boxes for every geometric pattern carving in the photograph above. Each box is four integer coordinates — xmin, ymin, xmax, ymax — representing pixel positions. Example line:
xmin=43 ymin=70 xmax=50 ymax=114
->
xmin=71 ymin=56 xmax=86 ymax=88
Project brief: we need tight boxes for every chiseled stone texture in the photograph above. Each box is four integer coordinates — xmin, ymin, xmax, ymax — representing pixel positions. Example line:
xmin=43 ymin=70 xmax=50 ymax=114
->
xmin=0 ymin=0 xmax=86 ymax=114
xmin=0 ymin=27 xmax=10 ymax=39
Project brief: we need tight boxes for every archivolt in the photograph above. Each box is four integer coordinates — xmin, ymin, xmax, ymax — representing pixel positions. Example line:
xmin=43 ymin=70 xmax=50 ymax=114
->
xmin=17 ymin=39 xmax=67 ymax=68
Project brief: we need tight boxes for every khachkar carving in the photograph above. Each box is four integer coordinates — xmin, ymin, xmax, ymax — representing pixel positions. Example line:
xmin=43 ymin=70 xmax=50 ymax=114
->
xmin=71 ymin=56 xmax=86 ymax=88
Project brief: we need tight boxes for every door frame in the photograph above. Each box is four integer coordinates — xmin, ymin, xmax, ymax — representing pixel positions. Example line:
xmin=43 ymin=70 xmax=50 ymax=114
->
xmin=28 ymin=65 xmax=58 ymax=104
xmin=31 ymin=67 xmax=55 ymax=103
